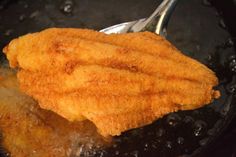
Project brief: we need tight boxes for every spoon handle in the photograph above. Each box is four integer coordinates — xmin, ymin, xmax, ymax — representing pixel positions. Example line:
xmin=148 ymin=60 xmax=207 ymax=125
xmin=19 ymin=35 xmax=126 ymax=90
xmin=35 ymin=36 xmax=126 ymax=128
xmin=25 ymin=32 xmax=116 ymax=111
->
xmin=130 ymin=0 xmax=179 ymax=36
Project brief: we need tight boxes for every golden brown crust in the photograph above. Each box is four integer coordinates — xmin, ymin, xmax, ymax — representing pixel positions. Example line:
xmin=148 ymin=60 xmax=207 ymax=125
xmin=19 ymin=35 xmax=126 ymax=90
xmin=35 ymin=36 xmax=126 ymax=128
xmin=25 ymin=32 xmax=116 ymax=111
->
xmin=3 ymin=28 xmax=220 ymax=136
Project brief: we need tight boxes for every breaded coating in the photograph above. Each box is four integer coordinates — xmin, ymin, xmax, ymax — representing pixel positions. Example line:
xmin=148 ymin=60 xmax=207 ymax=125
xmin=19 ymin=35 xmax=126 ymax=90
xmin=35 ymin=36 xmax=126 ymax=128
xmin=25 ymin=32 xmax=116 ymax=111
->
xmin=3 ymin=28 xmax=220 ymax=136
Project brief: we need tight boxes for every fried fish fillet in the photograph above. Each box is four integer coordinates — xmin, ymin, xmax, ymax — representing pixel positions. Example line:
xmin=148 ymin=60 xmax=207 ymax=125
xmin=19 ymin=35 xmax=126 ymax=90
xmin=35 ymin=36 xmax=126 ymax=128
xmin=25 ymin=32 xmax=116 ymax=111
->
xmin=3 ymin=28 xmax=220 ymax=136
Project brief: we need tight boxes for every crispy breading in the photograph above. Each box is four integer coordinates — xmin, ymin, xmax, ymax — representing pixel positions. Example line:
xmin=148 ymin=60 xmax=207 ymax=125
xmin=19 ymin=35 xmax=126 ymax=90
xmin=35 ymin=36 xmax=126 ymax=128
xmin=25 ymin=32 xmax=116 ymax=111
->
xmin=3 ymin=28 xmax=220 ymax=136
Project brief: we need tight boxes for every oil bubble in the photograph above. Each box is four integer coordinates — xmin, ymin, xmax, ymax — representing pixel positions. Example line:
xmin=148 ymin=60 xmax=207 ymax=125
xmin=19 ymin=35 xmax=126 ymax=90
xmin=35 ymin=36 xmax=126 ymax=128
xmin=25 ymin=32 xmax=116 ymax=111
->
xmin=143 ymin=143 xmax=149 ymax=151
xmin=3 ymin=151 xmax=10 ymax=157
xmin=177 ymin=137 xmax=184 ymax=145
xmin=227 ymin=55 xmax=236 ymax=73
xmin=166 ymin=113 xmax=181 ymax=127
xmin=207 ymin=128 xmax=216 ymax=136
xmin=130 ymin=150 xmax=139 ymax=157
xmin=199 ymin=138 xmax=209 ymax=146
xmin=229 ymin=60 xmax=236 ymax=73
xmin=94 ymin=149 xmax=106 ymax=157
xmin=228 ymin=55 xmax=236 ymax=62
xmin=151 ymin=141 xmax=159 ymax=149
xmin=165 ymin=141 xmax=172 ymax=149
xmin=60 ymin=0 xmax=74 ymax=15
xmin=219 ymin=19 xmax=226 ymax=29
xmin=228 ymin=84 xmax=236 ymax=94
xmin=30 ymin=11 xmax=40 ymax=19
xmin=115 ymin=150 xmax=119 ymax=155
xmin=183 ymin=116 xmax=194 ymax=124
xmin=224 ymin=38 xmax=234 ymax=48
xmin=193 ymin=120 xmax=207 ymax=137
xmin=19 ymin=14 xmax=26 ymax=22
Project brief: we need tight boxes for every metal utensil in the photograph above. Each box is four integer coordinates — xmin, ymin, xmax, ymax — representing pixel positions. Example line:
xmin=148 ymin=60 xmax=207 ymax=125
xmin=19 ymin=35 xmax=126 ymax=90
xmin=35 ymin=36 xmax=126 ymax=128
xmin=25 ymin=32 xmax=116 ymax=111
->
xmin=100 ymin=0 xmax=179 ymax=36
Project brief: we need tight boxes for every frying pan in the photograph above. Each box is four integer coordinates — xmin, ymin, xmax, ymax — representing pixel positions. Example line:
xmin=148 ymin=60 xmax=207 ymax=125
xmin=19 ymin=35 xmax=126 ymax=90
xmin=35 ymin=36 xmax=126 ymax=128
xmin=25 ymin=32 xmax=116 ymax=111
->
xmin=0 ymin=0 xmax=236 ymax=156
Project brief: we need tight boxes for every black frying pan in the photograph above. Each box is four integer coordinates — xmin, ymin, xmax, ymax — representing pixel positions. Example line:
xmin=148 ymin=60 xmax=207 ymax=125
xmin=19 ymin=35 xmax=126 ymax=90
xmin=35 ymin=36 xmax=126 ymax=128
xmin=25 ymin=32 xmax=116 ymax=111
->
xmin=0 ymin=0 xmax=236 ymax=156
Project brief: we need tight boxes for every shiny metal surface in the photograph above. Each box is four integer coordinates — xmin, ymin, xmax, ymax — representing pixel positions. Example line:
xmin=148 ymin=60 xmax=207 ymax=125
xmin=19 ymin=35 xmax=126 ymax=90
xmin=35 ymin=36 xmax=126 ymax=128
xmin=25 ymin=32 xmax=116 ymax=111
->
xmin=100 ymin=0 xmax=178 ymax=36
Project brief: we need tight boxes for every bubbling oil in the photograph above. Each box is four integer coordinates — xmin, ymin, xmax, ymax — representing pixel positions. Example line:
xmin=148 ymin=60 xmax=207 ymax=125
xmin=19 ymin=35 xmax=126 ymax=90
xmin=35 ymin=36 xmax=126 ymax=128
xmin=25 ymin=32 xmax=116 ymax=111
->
xmin=0 ymin=67 xmax=109 ymax=157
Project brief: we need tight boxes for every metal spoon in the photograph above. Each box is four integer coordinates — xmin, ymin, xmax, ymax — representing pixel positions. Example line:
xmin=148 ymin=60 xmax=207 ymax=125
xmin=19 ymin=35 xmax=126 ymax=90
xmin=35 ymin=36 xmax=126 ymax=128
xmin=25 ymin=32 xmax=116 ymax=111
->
xmin=100 ymin=0 xmax=179 ymax=37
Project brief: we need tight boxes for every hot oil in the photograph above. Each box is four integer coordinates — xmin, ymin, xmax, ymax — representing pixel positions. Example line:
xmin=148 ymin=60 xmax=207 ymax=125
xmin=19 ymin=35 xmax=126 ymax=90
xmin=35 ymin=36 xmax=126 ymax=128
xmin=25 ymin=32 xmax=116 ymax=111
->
xmin=0 ymin=67 xmax=109 ymax=157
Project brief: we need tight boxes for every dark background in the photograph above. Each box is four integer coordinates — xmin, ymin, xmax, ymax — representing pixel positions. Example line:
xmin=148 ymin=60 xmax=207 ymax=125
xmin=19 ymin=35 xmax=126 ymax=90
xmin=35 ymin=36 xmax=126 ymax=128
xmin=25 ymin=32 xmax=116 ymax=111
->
xmin=0 ymin=0 xmax=236 ymax=156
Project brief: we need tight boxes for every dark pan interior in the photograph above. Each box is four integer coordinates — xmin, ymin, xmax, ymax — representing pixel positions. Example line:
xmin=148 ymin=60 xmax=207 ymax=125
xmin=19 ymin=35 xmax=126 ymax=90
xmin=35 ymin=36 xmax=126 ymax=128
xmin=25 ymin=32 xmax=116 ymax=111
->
xmin=0 ymin=0 xmax=236 ymax=156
